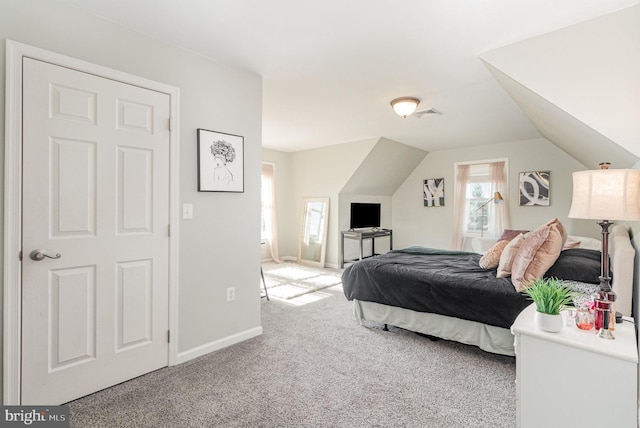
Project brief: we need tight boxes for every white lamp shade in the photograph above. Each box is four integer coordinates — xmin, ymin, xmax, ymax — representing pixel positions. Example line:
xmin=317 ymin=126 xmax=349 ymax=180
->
xmin=568 ymin=169 xmax=640 ymax=221
xmin=390 ymin=97 xmax=420 ymax=117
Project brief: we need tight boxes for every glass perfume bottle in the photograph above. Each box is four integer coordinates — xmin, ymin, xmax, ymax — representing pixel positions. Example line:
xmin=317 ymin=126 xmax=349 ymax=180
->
xmin=609 ymin=304 xmax=616 ymax=332
xmin=591 ymin=291 xmax=604 ymax=331
xmin=575 ymin=304 xmax=594 ymax=330
xmin=594 ymin=288 xmax=616 ymax=339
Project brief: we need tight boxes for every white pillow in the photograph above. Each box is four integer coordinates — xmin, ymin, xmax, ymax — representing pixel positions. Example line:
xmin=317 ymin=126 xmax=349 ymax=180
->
xmin=567 ymin=235 xmax=601 ymax=251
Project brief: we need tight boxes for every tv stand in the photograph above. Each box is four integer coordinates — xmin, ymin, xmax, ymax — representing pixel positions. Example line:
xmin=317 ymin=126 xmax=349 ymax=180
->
xmin=340 ymin=229 xmax=393 ymax=268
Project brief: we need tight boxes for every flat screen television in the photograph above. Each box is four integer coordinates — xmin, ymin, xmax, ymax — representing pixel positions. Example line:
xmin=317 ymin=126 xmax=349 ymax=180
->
xmin=350 ymin=203 xmax=381 ymax=229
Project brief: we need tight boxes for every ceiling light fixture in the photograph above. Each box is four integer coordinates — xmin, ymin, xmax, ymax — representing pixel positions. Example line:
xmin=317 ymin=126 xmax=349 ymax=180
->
xmin=390 ymin=97 xmax=420 ymax=118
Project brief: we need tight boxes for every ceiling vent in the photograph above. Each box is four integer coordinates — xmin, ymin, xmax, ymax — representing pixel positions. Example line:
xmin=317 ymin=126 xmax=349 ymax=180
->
xmin=413 ymin=108 xmax=441 ymax=119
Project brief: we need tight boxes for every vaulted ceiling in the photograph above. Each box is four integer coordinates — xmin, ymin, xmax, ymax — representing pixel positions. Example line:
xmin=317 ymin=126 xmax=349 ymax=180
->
xmin=480 ymin=5 xmax=640 ymax=169
xmin=60 ymin=0 xmax=640 ymax=162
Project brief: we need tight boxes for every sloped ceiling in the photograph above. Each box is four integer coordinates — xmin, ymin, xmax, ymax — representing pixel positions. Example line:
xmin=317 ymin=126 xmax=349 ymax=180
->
xmin=483 ymin=64 xmax=638 ymax=169
xmin=479 ymin=5 xmax=640 ymax=169
xmin=57 ymin=0 xmax=640 ymax=153
xmin=340 ymin=138 xmax=427 ymax=195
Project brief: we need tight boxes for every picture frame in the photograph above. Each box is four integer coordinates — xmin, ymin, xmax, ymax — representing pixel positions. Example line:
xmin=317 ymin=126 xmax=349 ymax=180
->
xmin=519 ymin=171 xmax=550 ymax=206
xmin=197 ymin=128 xmax=244 ymax=192
xmin=423 ymin=178 xmax=444 ymax=207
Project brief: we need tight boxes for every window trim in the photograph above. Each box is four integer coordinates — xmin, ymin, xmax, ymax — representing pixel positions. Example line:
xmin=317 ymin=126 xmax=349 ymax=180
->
xmin=261 ymin=161 xmax=276 ymax=241
xmin=453 ymin=158 xmax=509 ymax=238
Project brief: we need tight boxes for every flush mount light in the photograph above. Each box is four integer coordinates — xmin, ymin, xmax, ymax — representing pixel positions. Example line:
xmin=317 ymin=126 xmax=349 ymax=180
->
xmin=390 ymin=97 xmax=420 ymax=118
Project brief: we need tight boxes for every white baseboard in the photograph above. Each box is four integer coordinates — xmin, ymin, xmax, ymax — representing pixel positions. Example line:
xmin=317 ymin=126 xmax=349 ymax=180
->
xmin=175 ymin=326 xmax=263 ymax=365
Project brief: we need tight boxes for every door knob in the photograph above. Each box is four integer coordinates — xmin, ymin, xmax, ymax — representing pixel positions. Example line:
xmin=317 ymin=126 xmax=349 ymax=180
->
xmin=29 ymin=249 xmax=61 ymax=261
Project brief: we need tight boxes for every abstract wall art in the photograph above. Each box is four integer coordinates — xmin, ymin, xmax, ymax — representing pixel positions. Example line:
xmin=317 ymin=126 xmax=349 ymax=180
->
xmin=423 ymin=178 xmax=444 ymax=207
xmin=519 ymin=171 xmax=550 ymax=206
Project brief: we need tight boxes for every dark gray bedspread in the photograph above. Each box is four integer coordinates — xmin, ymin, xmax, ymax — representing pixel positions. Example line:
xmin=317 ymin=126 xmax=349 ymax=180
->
xmin=341 ymin=248 xmax=531 ymax=329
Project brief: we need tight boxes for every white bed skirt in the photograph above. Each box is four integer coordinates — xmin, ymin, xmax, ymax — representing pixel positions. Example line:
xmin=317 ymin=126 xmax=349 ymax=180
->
xmin=353 ymin=299 xmax=517 ymax=356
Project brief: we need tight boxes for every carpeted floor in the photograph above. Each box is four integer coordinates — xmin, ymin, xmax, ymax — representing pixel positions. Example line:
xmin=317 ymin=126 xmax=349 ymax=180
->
xmin=68 ymin=278 xmax=516 ymax=428
xmin=262 ymin=261 xmax=342 ymax=300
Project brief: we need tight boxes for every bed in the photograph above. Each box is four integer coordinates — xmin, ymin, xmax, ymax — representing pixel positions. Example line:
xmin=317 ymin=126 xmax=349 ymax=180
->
xmin=342 ymin=224 xmax=635 ymax=356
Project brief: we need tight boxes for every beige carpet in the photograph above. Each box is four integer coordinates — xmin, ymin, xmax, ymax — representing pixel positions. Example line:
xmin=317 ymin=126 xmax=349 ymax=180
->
xmin=69 ymin=278 xmax=516 ymax=428
xmin=262 ymin=261 xmax=342 ymax=300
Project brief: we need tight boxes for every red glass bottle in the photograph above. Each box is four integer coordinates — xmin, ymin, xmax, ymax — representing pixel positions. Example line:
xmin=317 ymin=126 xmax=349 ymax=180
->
xmin=594 ymin=299 xmax=608 ymax=331
xmin=594 ymin=288 xmax=616 ymax=338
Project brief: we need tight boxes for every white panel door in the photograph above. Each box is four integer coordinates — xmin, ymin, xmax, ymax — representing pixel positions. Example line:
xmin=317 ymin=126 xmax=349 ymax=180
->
xmin=21 ymin=57 xmax=170 ymax=405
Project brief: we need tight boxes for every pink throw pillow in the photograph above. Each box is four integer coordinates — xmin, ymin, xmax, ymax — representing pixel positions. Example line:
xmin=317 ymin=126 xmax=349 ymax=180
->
xmin=479 ymin=240 xmax=510 ymax=269
xmin=499 ymin=229 xmax=530 ymax=242
xmin=496 ymin=234 xmax=526 ymax=278
xmin=511 ymin=218 xmax=567 ymax=292
xmin=563 ymin=236 xmax=581 ymax=249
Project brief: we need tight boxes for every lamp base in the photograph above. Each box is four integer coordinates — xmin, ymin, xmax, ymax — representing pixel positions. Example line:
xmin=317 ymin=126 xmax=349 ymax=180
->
xmin=597 ymin=327 xmax=615 ymax=340
xmin=597 ymin=220 xmax=613 ymax=290
xmin=595 ymin=220 xmax=616 ymax=340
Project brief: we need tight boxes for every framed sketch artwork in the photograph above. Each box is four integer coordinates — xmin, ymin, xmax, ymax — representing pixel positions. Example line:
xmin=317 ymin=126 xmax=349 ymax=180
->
xmin=519 ymin=171 xmax=550 ymax=206
xmin=423 ymin=178 xmax=444 ymax=207
xmin=197 ymin=128 xmax=244 ymax=192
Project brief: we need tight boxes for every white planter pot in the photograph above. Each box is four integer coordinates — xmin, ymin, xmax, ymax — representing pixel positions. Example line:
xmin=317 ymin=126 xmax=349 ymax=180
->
xmin=534 ymin=311 xmax=563 ymax=333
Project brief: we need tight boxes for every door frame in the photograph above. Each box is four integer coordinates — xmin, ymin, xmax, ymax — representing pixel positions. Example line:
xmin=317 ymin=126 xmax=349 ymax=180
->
xmin=3 ymin=40 xmax=181 ymax=405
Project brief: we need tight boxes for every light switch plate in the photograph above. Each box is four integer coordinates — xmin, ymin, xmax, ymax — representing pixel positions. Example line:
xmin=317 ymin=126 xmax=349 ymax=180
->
xmin=182 ymin=203 xmax=193 ymax=219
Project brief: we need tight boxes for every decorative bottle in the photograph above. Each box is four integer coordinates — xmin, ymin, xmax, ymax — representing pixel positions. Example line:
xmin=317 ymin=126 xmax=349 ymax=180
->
xmin=592 ymin=291 xmax=604 ymax=331
xmin=575 ymin=303 xmax=594 ymax=330
xmin=594 ymin=288 xmax=616 ymax=339
xmin=609 ymin=296 xmax=616 ymax=332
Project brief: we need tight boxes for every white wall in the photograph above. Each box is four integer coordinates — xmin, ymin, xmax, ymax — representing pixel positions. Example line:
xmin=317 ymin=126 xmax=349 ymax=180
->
xmin=392 ymin=138 xmax=597 ymax=250
xmin=291 ymin=141 xmax=377 ymax=267
xmin=0 ymin=0 xmax=263 ymax=385
xmin=267 ymin=140 xmax=375 ymax=267
xmin=263 ymin=138 xmax=429 ymax=267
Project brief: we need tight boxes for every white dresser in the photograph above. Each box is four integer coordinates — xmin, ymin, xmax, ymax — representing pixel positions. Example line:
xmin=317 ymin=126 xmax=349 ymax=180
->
xmin=511 ymin=304 xmax=638 ymax=428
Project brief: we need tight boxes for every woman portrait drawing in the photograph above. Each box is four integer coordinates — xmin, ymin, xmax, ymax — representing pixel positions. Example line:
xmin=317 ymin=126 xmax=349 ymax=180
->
xmin=211 ymin=140 xmax=235 ymax=186
xmin=197 ymin=129 xmax=244 ymax=192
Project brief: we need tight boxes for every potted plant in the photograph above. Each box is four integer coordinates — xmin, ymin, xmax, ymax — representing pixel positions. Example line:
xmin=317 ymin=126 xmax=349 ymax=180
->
xmin=523 ymin=277 xmax=576 ymax=332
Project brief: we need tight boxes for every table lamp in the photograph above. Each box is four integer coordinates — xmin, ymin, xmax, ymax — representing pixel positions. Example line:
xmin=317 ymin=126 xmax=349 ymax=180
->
xmin=568 ymin=162 xmax=640 ymax=339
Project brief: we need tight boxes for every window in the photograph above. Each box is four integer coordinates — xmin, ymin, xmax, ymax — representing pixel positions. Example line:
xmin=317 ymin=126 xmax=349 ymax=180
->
xmin=261 ymin=163 xmax=281 ymax=262
xmin=465 ymin=164 xmax=492 ymax=236
xmin=260 ymin=164 xmax=274 ymax=241
xmin=452 ymin=160 xmax=509 ymax=250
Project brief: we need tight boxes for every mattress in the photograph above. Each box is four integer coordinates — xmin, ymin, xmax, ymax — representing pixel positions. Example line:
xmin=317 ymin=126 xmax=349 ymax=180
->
xmin=342 ymin=248 xmax=532 ymax=329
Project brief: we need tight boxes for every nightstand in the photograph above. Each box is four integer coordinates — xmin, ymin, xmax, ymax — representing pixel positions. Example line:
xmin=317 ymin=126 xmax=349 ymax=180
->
xmin=511 ymin=304 xmax=638 ymax=428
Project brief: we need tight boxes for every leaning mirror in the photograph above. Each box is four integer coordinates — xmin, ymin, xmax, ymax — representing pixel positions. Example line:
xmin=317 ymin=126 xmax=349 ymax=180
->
xmin=298 ymin=197 xmax=330 ymax=268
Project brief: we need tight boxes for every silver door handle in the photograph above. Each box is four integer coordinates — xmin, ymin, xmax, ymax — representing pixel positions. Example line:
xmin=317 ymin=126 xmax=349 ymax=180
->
xmin=30 ymin=249 xmax=62 ymax=261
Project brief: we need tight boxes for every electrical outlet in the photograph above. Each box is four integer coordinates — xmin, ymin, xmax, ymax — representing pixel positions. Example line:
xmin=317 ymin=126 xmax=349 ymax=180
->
xmin=226 ymin=287 xmax=236 ymax=302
